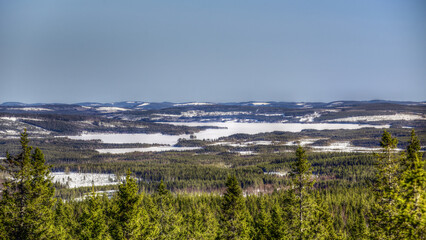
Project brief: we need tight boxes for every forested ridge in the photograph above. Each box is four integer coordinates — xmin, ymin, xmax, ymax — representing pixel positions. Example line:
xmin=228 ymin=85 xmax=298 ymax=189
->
xmin=0 ymin=129 xmax=424 ymax=239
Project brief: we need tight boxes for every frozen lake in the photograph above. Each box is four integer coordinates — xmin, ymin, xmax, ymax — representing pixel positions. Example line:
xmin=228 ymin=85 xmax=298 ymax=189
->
xmin=68 ymin=122 xmax=389 ymax=153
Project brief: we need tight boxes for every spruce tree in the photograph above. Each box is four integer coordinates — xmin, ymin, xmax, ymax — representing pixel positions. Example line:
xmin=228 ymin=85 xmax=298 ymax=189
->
xmin=219 ymin=174 xmax=252 ymax=240
xmin=289 ymin=146 xmax=316 ymax=239
xmin=370 ymin=130 xmax=400 ymax=239
xmin=110 ymin=169 xmax=146 ymax=240
xmin=269 ymin=202 xmax=286 ymax=240
xmin=254 ymin=197 xmax=271 ymax=240
xmin=395 ymin=129 xmax=425 ymax=239
xmin=153 ymin=179 xmax=183 ymax=239
xmin=79 ymin=188 xmax=111 ymax=240
xmin=0 ymin=129 xmax=56 ymax=239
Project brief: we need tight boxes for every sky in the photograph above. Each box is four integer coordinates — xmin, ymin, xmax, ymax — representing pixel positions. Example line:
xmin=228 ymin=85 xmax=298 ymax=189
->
xmin=0 ymin=0 xmax=425 ymax=103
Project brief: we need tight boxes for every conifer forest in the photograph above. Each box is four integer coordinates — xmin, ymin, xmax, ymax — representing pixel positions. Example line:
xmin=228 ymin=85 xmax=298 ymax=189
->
xmin=0 ymin=127 xmax=424 ymax=239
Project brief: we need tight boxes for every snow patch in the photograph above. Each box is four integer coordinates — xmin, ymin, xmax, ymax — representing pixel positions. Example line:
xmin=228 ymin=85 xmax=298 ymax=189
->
xmin=252 ymin=102 xmax=270 ymax=106
xmin=96 ymin=146 xmax=201 ymax=154
xmin=52 ymin=172 xmax=122 ymax=188
xmin=96 ymin=107 xmax=129 ymax=113
xmin=328 ymin=114 xmax=425 ymax=122
xmin=173 ymin=102 xmax=212 ymax=106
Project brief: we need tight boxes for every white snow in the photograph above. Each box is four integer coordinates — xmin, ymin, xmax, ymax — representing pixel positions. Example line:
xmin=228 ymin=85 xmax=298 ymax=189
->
xmin=96 ymin=107 xmax=129 ymax=113
xmin=96 ymin=146 xmax=201 ymax=154
xmin=173 ymin=102 xmax=213 ymax=106
xmin=211 ymin=141 xmax=274 ymax=147
xmin=137 ymin=103 xmax=150 ymax=107
xmin=298 ymin=112 xmax=321 ymax=122
xmin=8 ymin=107 xmax=53 ymax=111
xmin=265 ymin=171 xmax=287 ymax=177
xmin=0 ymin=117 xmax=18 ymax=121
xmin=309 ymin=142 xmax=396 ymax=152
xmin=284 ymin=139 xmax=323 ymax=146
xmin=68 ymin=122 xmax=389 ymax=148
xmin=51 ymin=172 xmax=122 ymax=188
xmin=328 ymin=114 xmax=425 ymax=122
xmin=252 ymin=102 xmax=270 ymax=106
xmin=154 ymin=110 xmax=251 ymax=118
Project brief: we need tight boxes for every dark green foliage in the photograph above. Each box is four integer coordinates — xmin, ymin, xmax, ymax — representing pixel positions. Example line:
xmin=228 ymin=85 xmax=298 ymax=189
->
xmin=219 ymin=175 xmax=252 ymax=240
xmin=110 ymin=170 xmax=147 ymax=240
xmin=153 ymin=180 xmax=183 ymax=239
xmin=78 ymin=189 xmax=111 ymax=239
xmin=395 ymin=130 xmax=425 ymax=239
xmin=0 ymin=129 xmax=56 ymax=239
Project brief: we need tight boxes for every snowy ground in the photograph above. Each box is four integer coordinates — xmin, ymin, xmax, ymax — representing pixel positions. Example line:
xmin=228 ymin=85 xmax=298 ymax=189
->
xmin=51 ymin=172 xmax=123 ymax=188
xmin=96 ymin=146 xmax=201 ymax=154
xmin=327 ymin=113 xmax=425 ymax=122
xmin=310 ymin=141 xmax=397 ymax=152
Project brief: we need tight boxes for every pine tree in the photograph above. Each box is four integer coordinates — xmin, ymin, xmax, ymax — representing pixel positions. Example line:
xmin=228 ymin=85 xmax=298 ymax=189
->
xmin=0 ymin=129 xmax=56 ymax=239
xmin=370 ymin=130 xmax=400 ymax=239
xmin=219 ymin=174 xmax=252 ymax=240
xmin=395 ymin=129 xmax=425 ymax=239
xmin=110 ymin=169 xmax=146 ymax=240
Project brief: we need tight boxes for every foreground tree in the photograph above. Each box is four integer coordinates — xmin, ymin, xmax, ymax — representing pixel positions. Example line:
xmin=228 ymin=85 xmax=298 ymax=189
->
xmin=153 ymin=180 xmax=183 ymax=239
xmin=219 ymin=175 xmax=252 ymax=240
xmin=370 ymin=130 xmax=400 ymax=239
xmin=109 ymin=170 xmax=147 ymax=240
xmin=79 ymin=189 xmax=111 ymax=240
xmin=395 ymin=130 xmax=425 ymax=239
xmin=0 ymin=129 xmax=56 ymax=239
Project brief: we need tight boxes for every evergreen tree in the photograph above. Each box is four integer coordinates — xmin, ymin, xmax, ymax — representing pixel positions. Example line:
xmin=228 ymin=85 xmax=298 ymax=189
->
xmin=254 ymin=197 xmax=271 ymax=240
xmin=288 ymin=146 xmax=316 ymax=239
xmin=395 ymin=129 xmax=425 ymax=239
xmin=110 ymin=169 xmax=146 ymax=240
xmin=219 ymin=174 xmax=252 ymax=240
xmin=0 ymin=129 xmax=56 ymax=239
xmin=370 ymin=130 xmax=400 ymax=239
xmin=269 ymin=202 xmax=286 ymax=240
xmin=311 ymin=192 xmax=337 ymax=240
xmin=79 ymin=188 xmax=111 ymax=240
xmin=153 ymin=180 xmax=183 ymax=239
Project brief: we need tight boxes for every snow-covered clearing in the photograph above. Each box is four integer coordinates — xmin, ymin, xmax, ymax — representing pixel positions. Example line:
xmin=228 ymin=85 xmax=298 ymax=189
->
xmin=297 ymin=112 xmax=321 ymax=122
xmin=327 ymin=114 xmax=425 ymax=122
xmin=51 ymin=172 xmax=123 ymax=188
xmin=8 ymin=107 xmax=52 ymax=111
xmin=173 ymin=102 xmax=212 ymax=106
xmin=251 ymin=102 xmax=270 ymax=106
xmin=96 ymin=146 xmax=201 ymax=154
xmin=310 ymin=142 xmax=394 ymax=152
xmin=265 ymin=171 xmax=287 ymax=177
xmin=96 ymin=107 xmax=129 ymax=113
xmin=284 ymin=139 xmax=324 ymax=146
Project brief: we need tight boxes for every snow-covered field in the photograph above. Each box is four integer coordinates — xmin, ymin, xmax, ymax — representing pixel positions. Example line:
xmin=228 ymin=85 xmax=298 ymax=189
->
xmin=69 ymin=122 xmax=389 ymax=148
xmin=327 ymin=114 xmax=425 ymax=122
xmin=96 ymin=146 xmax=201 ymax=154
xmin=96 ymin=107 xmax=130 ymax=113
xmin=51 ymin=172 xmax=122 ymax=188
xmin=310 ymin=142 xmax=389 ymax=152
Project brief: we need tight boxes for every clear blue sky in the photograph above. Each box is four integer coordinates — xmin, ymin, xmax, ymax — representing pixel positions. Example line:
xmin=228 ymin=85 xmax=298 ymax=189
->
xmin=0 ymin=0 xmax=425 ymax=103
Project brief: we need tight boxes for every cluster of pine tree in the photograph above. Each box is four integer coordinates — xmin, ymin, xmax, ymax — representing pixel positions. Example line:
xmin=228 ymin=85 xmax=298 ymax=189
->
xmin=0 ymin=129 xmax=424 ymax=239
